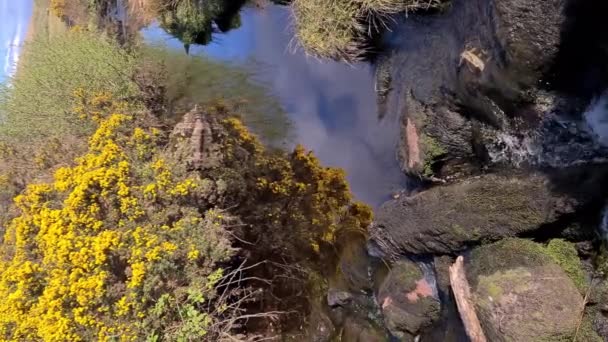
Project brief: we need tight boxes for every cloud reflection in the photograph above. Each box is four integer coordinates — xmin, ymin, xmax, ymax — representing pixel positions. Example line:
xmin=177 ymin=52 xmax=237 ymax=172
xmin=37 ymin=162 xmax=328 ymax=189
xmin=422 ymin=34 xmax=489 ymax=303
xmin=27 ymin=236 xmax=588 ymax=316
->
xmin=144 ymin=5 xmax=408 ymax=207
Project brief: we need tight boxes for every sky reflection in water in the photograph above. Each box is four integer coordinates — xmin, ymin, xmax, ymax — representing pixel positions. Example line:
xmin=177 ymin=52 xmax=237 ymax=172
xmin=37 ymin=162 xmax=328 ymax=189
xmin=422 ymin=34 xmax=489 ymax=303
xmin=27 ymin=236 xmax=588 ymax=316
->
xmin=143 ymin=5 xmax=408 ymax=206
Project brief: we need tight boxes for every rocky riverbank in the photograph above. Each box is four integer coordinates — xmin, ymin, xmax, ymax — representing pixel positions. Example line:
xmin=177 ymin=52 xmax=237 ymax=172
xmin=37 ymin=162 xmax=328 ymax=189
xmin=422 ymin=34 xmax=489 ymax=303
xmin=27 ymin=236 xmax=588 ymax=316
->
xmin=320 ymin=0 xmax=608 ymax=340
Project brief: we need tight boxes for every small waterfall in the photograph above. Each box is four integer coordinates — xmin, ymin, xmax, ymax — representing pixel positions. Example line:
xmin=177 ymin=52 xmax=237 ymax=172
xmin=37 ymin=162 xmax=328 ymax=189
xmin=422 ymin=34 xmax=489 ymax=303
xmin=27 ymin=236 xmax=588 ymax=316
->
xmin=584 ymin=94 xmax=608 ymax=147
xmin=487 ymin=132 xmax=536 ymax=167
xmin=600 ymin=203 xmax=608 ymax=241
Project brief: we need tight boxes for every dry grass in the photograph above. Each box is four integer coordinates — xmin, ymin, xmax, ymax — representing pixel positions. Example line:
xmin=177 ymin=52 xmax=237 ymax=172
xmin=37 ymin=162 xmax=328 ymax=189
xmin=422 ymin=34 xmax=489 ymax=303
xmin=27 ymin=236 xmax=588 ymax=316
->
xmin=355 ymin=0 xmax=445 ymax=14
xmin=292 ymin=0 xmax=366 ymax=61
xmin=126 ymin=0 xmax=167 ymax=27
xmin=292 ymin=0 xmax=448 ymax=61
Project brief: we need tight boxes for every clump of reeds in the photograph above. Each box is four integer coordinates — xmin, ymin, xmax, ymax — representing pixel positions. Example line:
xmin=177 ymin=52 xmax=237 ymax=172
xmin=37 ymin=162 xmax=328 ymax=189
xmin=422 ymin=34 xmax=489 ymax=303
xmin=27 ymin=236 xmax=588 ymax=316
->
xmin=292 ymin=0 xmax=448 ymax=61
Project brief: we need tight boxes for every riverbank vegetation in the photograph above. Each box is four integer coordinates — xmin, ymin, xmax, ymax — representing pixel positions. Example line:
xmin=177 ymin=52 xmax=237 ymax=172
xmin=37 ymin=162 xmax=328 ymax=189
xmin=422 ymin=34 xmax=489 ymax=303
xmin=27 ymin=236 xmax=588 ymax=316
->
xmin=292 ymin=0 xmax=449 ymax=61
xmin=47 ymin=0 xmax=450 ymax=62
xmin=0 ymin=11 xmax=371 ymax=340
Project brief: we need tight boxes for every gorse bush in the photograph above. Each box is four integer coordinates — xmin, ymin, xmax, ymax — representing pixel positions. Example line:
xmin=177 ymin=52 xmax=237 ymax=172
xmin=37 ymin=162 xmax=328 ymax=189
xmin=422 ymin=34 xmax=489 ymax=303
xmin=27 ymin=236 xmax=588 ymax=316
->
xmin=0 ymin=95 xmax=236 ymax=341
xmin=217 ymin=111 xmax=372 ymax=255
xmin=0 ymin=30 xmax=138 ymax=141
xmin=0 ymin=4 xmax=373 ymax=336
xmin=0 ymin=91 xmax=372 ymax=340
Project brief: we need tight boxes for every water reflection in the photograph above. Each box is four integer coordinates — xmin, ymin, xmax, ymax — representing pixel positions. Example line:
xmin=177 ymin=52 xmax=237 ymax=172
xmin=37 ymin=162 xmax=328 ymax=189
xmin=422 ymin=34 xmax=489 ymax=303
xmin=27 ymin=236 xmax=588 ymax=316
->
xmin=143 ymin=5 xmax=408 ymax=206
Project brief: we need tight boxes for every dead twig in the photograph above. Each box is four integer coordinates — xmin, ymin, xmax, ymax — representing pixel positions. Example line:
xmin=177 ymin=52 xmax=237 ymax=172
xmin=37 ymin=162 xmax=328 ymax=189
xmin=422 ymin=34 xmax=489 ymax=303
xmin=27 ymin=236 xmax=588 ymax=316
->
xmin=573 ymin=277 xmax=597 ymax=342
xmin=449 ymin=256 xmax=488 ymax=342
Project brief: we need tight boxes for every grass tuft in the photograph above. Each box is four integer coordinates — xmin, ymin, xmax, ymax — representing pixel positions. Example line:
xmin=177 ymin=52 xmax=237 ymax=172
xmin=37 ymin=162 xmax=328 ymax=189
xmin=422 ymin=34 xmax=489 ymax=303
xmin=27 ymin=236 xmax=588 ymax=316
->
xmin=292 ymin=0 xmax=448 ymax=61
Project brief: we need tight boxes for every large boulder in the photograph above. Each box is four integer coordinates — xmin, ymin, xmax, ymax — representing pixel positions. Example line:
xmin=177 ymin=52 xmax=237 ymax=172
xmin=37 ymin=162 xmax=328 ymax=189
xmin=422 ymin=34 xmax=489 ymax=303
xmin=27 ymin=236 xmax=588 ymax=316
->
xmin=379 ymin=0 xmax=576 ymax=179
xmin=370 ymin=173 xmax=577 ymax=256
xmin=377 ymin=260 xmax=440 ymax=340
xmin=467 ymin=239 xmax=601 ymax=341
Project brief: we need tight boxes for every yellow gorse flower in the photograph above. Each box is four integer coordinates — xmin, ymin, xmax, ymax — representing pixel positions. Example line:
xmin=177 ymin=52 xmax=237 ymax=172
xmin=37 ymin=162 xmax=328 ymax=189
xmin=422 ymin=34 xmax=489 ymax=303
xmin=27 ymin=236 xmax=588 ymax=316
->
xmin=0 ymin=107 xmax=222 ymax=341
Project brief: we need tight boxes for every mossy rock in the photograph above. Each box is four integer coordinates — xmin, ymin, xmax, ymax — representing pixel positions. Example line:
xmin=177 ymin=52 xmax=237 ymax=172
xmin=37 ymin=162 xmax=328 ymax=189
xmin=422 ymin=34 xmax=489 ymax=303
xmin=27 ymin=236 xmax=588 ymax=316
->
xmin=467 ymin=239 xmax=598 ymax=342
xmin=371 ymin=173 xmax=578 ymax=256
xmin=467 ymin=238 xmax=588 ymax=293
xmin=420 ymin=134 xmax=447 ymax=177
xmin=544 ymin=239 xmax=588 ymax=293
xmin=377 ymin=259 xmax=440 ymax=339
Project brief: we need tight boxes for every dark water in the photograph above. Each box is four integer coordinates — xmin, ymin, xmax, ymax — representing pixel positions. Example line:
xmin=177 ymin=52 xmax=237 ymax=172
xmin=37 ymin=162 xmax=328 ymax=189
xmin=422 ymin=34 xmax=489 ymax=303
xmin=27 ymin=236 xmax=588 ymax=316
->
xmin=142 ymin=5 xmax=409 ymax=207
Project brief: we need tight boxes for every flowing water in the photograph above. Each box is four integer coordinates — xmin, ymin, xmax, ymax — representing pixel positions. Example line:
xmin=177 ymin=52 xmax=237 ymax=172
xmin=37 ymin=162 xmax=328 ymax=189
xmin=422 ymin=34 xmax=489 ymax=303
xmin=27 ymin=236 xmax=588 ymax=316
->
xmin=585 ymin=94 xmax=608 ymax=147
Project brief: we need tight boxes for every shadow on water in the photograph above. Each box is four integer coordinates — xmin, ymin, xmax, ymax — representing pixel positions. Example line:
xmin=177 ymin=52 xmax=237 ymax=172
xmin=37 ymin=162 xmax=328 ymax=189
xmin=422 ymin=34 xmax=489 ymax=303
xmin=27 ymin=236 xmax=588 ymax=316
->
xmin=142 ymin=4 xmax=410 ymax=207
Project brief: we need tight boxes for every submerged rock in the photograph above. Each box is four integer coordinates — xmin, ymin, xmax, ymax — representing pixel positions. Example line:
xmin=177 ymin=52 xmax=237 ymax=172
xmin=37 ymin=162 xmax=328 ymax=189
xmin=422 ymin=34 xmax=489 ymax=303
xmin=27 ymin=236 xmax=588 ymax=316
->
xmin=467 ymin=239 xmax=601 ymax=341
xmin=370 ymin=173 xmax=577 ymax=256
xmin=377 ymin=260 xmax=440 ymax=340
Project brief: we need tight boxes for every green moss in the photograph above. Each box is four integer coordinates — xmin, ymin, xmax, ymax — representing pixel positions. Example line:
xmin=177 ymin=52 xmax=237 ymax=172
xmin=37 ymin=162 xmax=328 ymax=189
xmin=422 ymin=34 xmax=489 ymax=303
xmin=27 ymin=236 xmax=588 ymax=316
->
xmin=468 ymin=239 xmax=551 ymax=284
xmin=451 ymin=224 xmax=468 ymax=238
xmin=544 ymin=239 xmax=588 ymax=293
xmin=420 ymin=134 xmax=447 ymax=177
xmin=483 ymin=280 xmax=503 ymax=299
xmin=456 ymin=176 xmax=548 ymax=232
xmin=469 ymin=238 xmax=588 ymax=294
xmin=543 ymin=316 xmax=602 ymax=342
xmin=476 ymin=268 xmax=531 ymax=305
xmin=390 ymin=260 xmax=422 ymax=290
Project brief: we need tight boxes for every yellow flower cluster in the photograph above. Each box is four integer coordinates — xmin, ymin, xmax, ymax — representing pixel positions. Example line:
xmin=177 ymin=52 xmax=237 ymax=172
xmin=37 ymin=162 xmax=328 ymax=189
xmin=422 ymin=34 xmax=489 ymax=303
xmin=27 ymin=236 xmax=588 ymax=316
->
xmin=223 ymin=118 xmax=372 ymax=252
xmin=0 ymin=110 xmax=217 ymax=341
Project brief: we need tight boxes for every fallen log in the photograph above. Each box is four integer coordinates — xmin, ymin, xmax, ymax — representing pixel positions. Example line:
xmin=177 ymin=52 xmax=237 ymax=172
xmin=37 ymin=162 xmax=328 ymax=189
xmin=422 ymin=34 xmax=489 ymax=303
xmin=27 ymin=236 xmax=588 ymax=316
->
xmin=449 ymin=256 xmax=487 ymax=342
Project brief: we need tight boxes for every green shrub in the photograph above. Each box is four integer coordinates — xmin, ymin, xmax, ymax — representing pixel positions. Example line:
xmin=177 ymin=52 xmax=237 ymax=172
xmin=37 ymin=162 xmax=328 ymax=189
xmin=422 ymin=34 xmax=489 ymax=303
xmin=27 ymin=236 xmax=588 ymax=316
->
xmin=0 ymin=94 xmax=238 ymax=341
xmin=156 ymin=0 xmax=242 ymax=45
xmin=0 ymin=31 xmax=139 ymax=141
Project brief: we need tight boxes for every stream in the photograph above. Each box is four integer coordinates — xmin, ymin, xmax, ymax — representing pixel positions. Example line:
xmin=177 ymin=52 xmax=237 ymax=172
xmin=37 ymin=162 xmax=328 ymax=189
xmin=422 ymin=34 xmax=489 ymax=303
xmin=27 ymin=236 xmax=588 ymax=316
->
xmin=6 ymin=0 xmax=608 ymax=340
xmin=142 ymin=4 xmax=410 ymax=208
xmin=139 ymin=4 xmax=423 ymax=339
